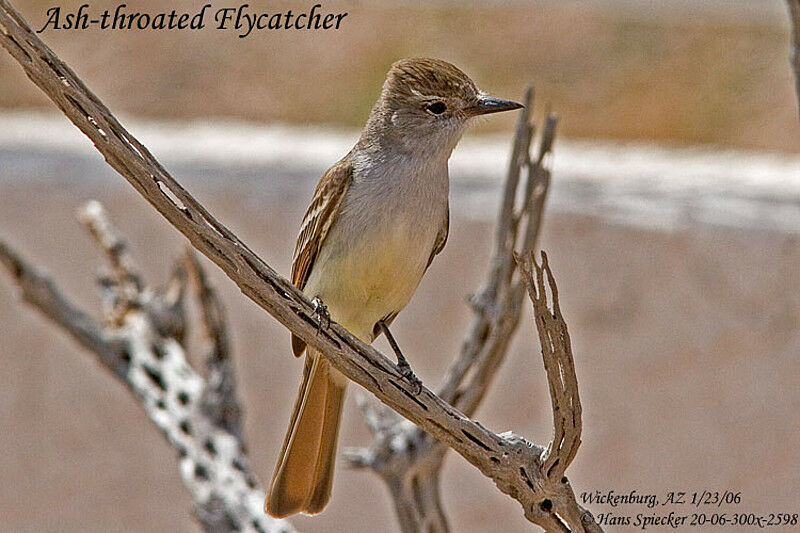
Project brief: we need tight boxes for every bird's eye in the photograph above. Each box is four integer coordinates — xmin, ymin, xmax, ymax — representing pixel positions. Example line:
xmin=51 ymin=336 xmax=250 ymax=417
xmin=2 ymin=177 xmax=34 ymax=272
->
xmin=426 ymin=101 xmax=447 ymax=115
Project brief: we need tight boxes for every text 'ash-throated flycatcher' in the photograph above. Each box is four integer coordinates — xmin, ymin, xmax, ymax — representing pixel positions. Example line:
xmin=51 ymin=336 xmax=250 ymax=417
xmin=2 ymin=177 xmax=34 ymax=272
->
xmin=265 ymin=58 xmax=522 ymax=518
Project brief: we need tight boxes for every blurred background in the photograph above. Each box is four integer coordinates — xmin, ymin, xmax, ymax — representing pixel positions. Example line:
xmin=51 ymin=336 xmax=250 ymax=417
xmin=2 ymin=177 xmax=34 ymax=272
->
xmin=1 ymin=0 xmax=799 ymax=531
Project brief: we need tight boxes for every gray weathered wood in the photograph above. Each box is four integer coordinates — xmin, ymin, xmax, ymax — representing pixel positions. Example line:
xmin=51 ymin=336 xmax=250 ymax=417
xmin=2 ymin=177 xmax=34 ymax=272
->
xmin=0 ymin=202 xmax=293 ymax=533
xmin=788 ymin=0 xmax=800 ymax=116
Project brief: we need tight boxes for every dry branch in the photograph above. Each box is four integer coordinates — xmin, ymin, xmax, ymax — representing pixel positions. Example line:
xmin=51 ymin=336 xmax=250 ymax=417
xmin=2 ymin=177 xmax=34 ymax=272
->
xmin=789 ymin=0 xmax=800 ymax=116
xmin=0 ymin=1 xmax=601 ymax=530
xmin=185 ymin=249 xmax=245 ymax=445
xmin=0 ymin=203 xmax=292 ymax=533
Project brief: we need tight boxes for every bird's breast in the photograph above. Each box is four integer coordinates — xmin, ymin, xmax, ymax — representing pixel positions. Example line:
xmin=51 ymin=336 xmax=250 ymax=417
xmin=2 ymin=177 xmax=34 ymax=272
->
xmin=302 ymin=160 xmax=448 ymax=338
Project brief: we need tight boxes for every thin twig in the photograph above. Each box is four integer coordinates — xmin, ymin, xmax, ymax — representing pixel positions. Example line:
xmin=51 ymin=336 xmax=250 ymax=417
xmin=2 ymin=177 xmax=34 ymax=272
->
xmin=185 ymin=249 xmax=244 ymax=445
xmin=0 ymin=240 xmax=128 ymax=377
xmin=788 ymin=1 xmax=800 ymax=117
xmin=518 ymin=251 xmax=600 ymax=533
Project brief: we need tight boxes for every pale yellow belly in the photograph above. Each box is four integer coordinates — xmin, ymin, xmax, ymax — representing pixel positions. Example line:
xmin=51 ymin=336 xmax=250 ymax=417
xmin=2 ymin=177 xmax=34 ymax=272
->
xmin=302 ymin=223 xmax=433 ymax=341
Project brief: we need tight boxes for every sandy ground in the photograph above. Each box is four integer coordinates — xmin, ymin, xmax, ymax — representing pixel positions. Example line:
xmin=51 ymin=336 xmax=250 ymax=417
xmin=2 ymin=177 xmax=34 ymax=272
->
xmin=0 ymin=173 xmax=798 ymax=532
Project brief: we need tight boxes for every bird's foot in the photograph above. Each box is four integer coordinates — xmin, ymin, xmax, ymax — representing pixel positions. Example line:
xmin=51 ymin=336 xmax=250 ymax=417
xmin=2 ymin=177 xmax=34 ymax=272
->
xmin=311 ymin=297 xmax=330 ymax=334
xmin=398 ymin=361 xmax=423 ymax=395
xmin=377 ymin=319 xmax=423 ymax=394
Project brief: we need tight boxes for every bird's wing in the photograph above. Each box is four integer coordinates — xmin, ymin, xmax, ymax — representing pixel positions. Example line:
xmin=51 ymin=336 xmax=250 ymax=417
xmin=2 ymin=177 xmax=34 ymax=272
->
xmin=291 ymin=158 xmax=354 ymax=357
xmin=427 ymin=200 xmax=449 ymax=269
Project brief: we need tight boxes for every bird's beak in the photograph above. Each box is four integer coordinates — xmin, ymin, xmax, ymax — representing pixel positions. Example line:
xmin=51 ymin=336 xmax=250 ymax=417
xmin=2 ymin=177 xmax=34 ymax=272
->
xmin=468 ymin=95 xmax=524 ymax=116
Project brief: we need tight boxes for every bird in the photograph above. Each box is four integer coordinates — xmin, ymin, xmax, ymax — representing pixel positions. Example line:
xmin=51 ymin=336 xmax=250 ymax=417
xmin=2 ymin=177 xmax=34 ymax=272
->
xmin=265 ymin=57 xmax=522 ymax=518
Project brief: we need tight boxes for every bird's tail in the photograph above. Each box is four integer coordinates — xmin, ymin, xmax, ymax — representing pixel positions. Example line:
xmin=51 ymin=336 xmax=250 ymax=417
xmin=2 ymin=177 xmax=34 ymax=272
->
xmin=265 ymin=350 xmax=346 ymax=517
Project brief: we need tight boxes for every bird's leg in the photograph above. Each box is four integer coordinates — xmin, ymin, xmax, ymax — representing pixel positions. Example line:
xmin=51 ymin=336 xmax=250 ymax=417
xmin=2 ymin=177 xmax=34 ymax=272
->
xmin=378 ymin=320 xmax=422 ymax=394
xmin=311 ymin=297 xmax=330 ymax=333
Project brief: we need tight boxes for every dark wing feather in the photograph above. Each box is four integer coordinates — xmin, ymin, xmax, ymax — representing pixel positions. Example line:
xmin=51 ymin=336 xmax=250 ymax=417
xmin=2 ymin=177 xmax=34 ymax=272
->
xmin=290 ymin=158 xmax=354 ymax=356
xmin=427 ymin=204 xmax=449 ymax=270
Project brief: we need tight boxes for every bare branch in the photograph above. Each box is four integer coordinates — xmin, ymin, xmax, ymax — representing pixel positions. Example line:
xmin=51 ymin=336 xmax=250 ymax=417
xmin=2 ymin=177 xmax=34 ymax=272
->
xmin=0 ymin=2 xmax=600 ymax=530
xmin=517 ymin=251 xmax=600 ymax=533
xmin=185 ymin=249 xmax=244 ymax=445
xmin=1 ymin=209 xmax=292 ymax=533
xmin=79 ymin=200 xmax=186 ymax=340
xmin=78 ymin=200 xmax=142 ymax=288
xmin=788 ymin=0 xmax=800 ymax=117
xmin=518 ymin=251 xmax=582 ymax=481
xmin=0 ymin=240 xmax=128 ymax=377
xmin=451 ymin=109 xmax=558 ymax=419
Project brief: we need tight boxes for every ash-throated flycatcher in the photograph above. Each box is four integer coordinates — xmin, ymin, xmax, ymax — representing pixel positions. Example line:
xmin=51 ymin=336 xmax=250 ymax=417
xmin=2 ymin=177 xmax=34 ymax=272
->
xmin=265 ymin=58 xmax=522 ymax=518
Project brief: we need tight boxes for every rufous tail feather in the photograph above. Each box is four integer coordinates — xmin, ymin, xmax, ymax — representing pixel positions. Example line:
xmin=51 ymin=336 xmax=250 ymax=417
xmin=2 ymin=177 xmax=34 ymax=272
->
xmin=266 ymin=350 xmax=346 ymax=517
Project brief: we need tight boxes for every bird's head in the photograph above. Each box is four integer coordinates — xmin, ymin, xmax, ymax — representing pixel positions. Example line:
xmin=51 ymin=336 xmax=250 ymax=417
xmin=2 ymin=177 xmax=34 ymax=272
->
xmin=364 ymin=58 xmax=522 ymax=154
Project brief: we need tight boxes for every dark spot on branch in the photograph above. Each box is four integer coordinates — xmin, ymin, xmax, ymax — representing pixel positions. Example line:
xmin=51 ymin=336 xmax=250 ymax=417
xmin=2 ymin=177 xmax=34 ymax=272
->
xmin=142 ymin=364 xmax=166 ymax=391
xmin=520 ymin=467 xmax=534 ymax=489
xmin=155 ymin=399 xmax=165 ymax=410
xmin=547 ymin=458 xmax=560 ymax=478
xmin=540 ymin=499 xmax=552 ymax=513
xmin=490 ymin=456 xmax=499 ymax=463
xmin=179 ymin=419 xmax=192 ymax=435
xmin=443 ymin=407 xmax=463 ymax=420
xmin=425 ymin=417 xmax=455 ymax=440
xmin=194 ymin=463 xmax=209 ymax=480
xmin=354 ymin=363 xmax=383 ymax=393
xmin=204 ymin=439 xmax=217 ymax=456
xmin=177 ymin=391 xmax=190 ymax=405
xmin=388 ymin=379 xmax=427 ymax=411
xmin=232 ymin=458 xmax=246 ymax=471
xmin=152 ymin=342 xmax=166 ymax=360
xmin=64 ymin=94 xmax=90 ymax=121
xmin=461 ymin=430 xmax=491 ymax=451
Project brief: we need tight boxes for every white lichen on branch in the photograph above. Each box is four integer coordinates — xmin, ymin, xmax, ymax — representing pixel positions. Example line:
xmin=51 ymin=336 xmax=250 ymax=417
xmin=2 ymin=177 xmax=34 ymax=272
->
xmin=0 ymin=204 xmax=292 ymax=533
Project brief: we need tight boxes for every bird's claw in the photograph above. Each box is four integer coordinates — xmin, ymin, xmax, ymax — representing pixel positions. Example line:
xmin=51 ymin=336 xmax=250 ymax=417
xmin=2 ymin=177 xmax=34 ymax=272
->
xmin=311 ymin=297 xmax=330 ymax=334
xmin=398 ymin=362 xmax=422 ymax=395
